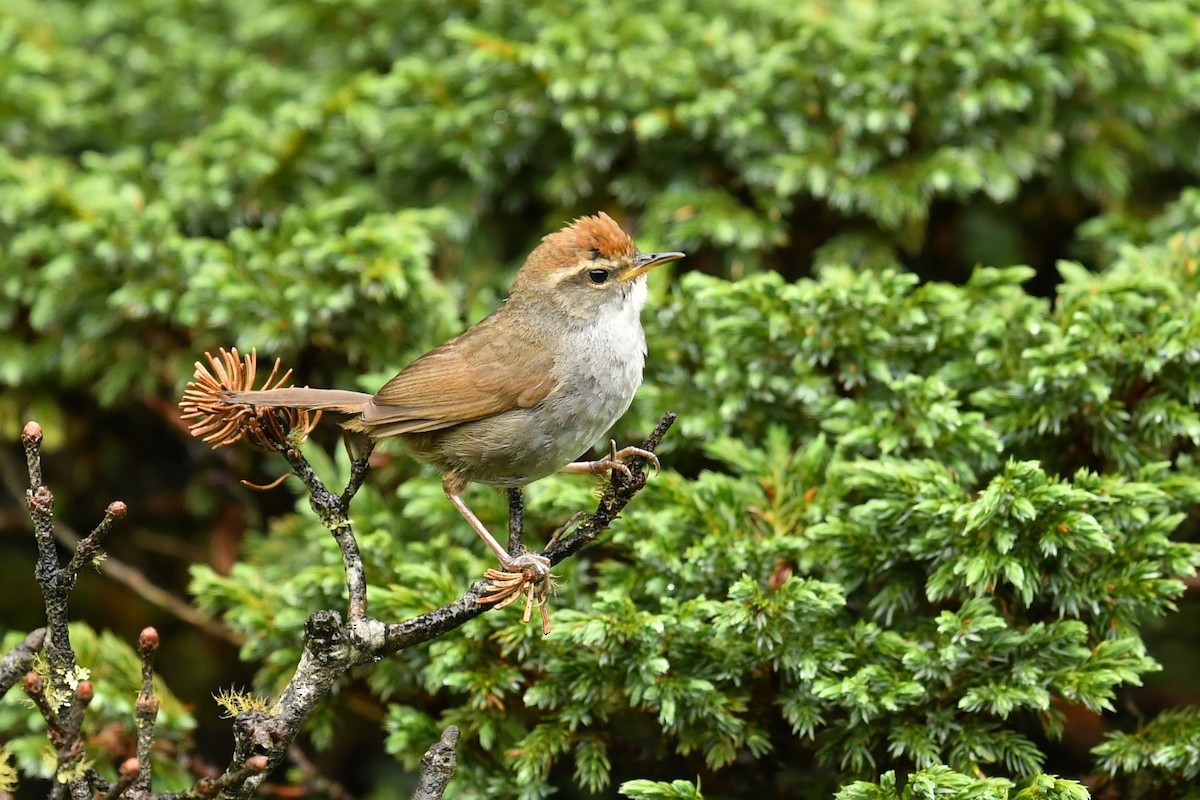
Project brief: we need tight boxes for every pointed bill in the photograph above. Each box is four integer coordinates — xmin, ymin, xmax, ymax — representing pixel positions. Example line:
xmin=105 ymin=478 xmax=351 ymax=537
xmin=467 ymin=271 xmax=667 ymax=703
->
xmin=621 ymin=251 xmax=686 ymax=282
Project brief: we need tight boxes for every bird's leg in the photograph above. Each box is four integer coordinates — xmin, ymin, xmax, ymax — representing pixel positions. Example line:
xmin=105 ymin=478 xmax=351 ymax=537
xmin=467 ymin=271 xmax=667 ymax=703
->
xmin=442 ymin=476 xmax=550 ymax=577
xmin=443 ymin=477 xmax=552 ymax=620
xmin=561 ymin=439 xmax=661 ymax=479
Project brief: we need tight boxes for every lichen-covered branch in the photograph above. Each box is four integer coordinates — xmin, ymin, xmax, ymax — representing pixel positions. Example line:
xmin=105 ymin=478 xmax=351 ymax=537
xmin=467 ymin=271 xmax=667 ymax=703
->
xmin=20 ymin=421 xmax=126 ymax=800
xmin=280 ymin=445 xmax=371 ymax=621
xmin=159 ymin=755 xmax=268 ymax=800
xmin=22 ymin=671 xmax=60 ymax=741
xmin=24 ymin=422 xmax=76 ymax=695
xmin=339 ymin=438 xmax=376 ymax=507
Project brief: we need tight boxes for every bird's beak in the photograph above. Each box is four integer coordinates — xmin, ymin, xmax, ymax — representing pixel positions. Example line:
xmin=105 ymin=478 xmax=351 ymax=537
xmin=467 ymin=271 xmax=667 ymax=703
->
xmin=621 ymin=251 xmax=686 ymax=282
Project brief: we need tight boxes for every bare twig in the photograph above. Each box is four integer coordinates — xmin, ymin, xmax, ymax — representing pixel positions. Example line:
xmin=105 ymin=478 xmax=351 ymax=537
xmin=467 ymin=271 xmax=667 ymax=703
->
xmin=23 ymin=422 xmax=75 ymax=693
xmin=411 ymin=726 xmax=460 ymax=800
xmin=0 ymin=628 xmax=44 ymax=699
xmin=134 ymin=627 xmax=161 ymax=795
xmin=64 ymin=680 xmax=93 ymax=742
xmin=62 ymin=501 xmax=126 ymax=592
xmin=55 ymin=523 xmax=240 ymax=646
xmin=381 ymin=582 xmax=494 ymax=654
xmin=22 ymin=421 xmax=43 ymax=487
xmin=22 ymin=672 xmax=60 ymax=738
xmin=184 ymin=349 xmax=377 ymax=623
xmin=22 ymin=421 xmax=103 ymax=800
xmin=102 ymin=759 xmax=142 ymax=800
xmin=340 ymin=439 xmax=376 ymax=507
xmin=0 ymin=436 xmax=238 ymax=645
xmin=208 ymin=412 xmax=675 ymax=798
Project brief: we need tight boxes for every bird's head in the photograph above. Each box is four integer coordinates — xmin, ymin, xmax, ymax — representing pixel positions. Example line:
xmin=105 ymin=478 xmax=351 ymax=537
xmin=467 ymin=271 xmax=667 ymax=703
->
xmin=512 ymin=212 xmax=685 ymax=319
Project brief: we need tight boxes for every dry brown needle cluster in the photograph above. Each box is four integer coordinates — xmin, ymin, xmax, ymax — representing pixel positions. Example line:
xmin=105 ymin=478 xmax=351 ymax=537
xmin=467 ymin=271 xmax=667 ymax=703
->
xmin=478 ymin=567 xmax=553 ymax=635
xmin=179 ymin=347 xmax=319 ymax=451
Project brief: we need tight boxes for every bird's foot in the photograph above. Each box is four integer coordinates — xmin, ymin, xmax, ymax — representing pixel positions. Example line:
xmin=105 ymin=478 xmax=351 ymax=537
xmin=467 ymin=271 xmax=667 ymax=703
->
xmin=563 ymin=440 xmax=661 ymax=479
xmin=502 ymin=550 xmax=550 ymax=577
xmin=479 ymin=552 xmax=555 ymax=634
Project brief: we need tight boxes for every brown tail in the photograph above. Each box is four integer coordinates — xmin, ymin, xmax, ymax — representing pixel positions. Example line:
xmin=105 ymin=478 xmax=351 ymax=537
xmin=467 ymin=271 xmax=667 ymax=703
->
xmin=223 ymin=387 xmax=372 ymax=414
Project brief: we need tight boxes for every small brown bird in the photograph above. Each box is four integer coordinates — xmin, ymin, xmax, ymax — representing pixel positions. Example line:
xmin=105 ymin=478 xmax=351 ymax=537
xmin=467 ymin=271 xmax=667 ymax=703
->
xmin=224 ymin=213 xmax=683 ymax=578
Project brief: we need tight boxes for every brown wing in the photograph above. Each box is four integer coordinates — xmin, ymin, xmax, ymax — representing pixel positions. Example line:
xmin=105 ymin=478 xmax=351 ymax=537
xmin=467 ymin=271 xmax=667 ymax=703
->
xmin=357 ymin=308 xmax=558 ymax=436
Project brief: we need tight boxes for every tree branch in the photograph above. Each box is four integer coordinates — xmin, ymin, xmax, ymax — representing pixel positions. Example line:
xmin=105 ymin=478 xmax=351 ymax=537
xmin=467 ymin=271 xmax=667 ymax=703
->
xmin=62 ymin=501 xmax=126 ymax=593
xmin=411 ymin=726 xmax=460 ymax=800
xmin=134 ymin=627 xmax=161 ymax=795
xmin=23 ymin=422 xmax=76 ymax=690
xmin=14 ymin=411 xmax=676 ymax=799
xmin=212 ymin=412 xmax=675 ymax=796
xmin=1 ymin=443 xmax=240 ymax=647
xmin=21 ymin=421 xmax=113 ymax=800
xmin=0 ymin=628 xmax=44 ymax=699
xmin=280 ymin=446 xmax=370 ymax=621
xmin=507 ymin=487 xmax=524 ymax=557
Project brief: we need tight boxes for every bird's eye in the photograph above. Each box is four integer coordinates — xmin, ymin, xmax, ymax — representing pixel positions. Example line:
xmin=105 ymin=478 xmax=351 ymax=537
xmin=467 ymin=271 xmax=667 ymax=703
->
xmin=587 ymin=268 xmax=610 ymax=285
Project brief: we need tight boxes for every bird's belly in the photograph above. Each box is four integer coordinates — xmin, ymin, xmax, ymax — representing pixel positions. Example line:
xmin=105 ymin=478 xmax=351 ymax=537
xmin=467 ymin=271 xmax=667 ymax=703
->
xmin=408 ymin=343 xmax=643 ymax=487
xmin=402 ymin=304 xmax=648 ymax=487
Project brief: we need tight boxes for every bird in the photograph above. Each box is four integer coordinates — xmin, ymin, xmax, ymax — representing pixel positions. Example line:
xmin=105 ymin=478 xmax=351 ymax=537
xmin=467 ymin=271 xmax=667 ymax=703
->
xmin=222 ymin=212 xmax=684 ymax=580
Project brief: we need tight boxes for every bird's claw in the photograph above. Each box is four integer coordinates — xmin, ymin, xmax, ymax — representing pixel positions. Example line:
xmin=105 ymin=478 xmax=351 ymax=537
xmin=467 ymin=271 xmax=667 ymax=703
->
xmin=612 ymin=442 xmax=661 ymax=476
xmin=560 ymin=440 xmax=661 ymax=480
xmin=593 ymin=440 xmax=661 ymax=478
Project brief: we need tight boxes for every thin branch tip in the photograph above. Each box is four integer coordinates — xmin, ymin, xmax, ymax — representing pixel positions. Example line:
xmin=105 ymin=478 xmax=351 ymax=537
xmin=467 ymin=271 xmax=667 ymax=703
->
xmin=411 ymin=726 xmax=461 ymax=800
